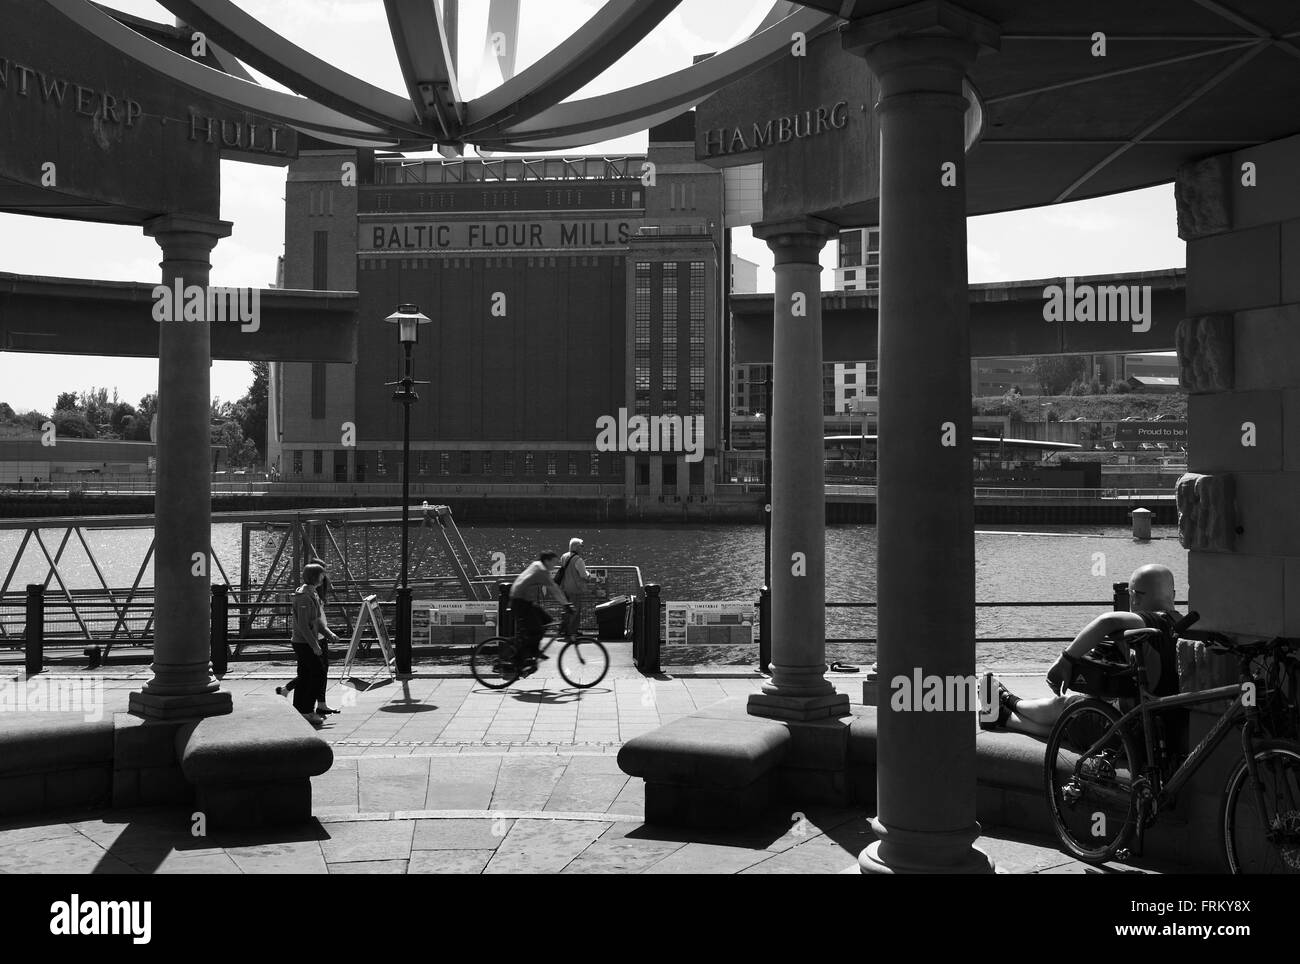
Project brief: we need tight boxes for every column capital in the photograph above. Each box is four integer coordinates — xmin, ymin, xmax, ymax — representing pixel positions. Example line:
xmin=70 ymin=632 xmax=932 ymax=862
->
xmin=753 ymin=216 xmax=838 ymax=265
xmin=842 ymin=1 xmax=1001 ymax=56
xmin=143 ymin=214 xmax=233 ymax=257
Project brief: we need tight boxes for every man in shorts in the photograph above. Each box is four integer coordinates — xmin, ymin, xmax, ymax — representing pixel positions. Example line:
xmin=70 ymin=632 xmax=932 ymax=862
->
xmin=982 ymin=564 xmax=1181 ymax=738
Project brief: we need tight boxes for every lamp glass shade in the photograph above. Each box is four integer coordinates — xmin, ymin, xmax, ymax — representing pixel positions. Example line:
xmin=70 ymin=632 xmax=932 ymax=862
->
xmin=385 ymin=304 xmax=431 ymax=344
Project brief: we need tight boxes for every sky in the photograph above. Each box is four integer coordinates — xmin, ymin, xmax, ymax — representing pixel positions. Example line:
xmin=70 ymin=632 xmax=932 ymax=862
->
xmin=0 ymin=0 xmax=1186 ymax=413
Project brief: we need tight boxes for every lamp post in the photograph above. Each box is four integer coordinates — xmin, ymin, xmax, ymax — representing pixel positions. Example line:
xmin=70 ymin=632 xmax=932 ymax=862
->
xmin=386 ymin=303 xmax=430 ymax=676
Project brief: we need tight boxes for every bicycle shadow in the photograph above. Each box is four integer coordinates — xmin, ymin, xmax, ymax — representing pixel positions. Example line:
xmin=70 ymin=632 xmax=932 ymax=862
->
xmin=508 ymin=686 xmax=613 ymax=705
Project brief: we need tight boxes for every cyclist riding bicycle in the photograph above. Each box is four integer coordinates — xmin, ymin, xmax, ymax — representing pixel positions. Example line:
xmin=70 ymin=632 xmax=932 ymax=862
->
xmin=508 ymin=550 xmax=571 ymax=668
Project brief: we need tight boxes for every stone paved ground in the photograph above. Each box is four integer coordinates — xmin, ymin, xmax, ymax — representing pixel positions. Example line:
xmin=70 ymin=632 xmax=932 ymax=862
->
xmin=2 ymin=649 xmax=1133 ymax=874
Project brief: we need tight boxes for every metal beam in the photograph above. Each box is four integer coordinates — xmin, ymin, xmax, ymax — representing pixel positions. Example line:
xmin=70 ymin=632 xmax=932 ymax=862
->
xmin=156 ymin=0 xmax=427 ymax=134
xmin=481 ymin=7 xmax=837 ymax=145
xmin=463 ymin=0 xmax=681 ymax=137
xmin=46 ymin=0 xmax=398 ymax=142
xmin=383 ymin=0 xmax=464 ymax=140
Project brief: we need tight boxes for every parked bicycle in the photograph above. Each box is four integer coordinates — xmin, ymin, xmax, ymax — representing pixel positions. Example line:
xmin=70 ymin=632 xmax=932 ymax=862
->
xmin=470 ymin=608 xmax=610 ymax=690
xmin=1043 ymin=612 xmax=1300 ymax=873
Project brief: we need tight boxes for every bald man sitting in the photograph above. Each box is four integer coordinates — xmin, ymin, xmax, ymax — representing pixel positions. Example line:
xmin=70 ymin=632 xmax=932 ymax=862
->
xmin=983 ymin=564 xmax=1182 ymax=738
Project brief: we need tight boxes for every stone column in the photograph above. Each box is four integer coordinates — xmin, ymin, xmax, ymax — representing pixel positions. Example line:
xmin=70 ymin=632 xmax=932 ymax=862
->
xmin=748 ymin=218 xmax=848 ymax=721
xmin=845 ymin=2 xmax=999 ymax=873
xmin=130 ymin=214 xmax=234 ymax=720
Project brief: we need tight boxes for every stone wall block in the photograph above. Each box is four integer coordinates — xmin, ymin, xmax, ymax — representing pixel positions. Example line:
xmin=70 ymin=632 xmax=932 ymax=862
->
xmin=1176 ymin=314 xmax=1234 ymax=394
xmin=1177 ymin=472 xmax=1236 ymax=551
xmin=1175 ymin=155 xmax=1232 ymax=241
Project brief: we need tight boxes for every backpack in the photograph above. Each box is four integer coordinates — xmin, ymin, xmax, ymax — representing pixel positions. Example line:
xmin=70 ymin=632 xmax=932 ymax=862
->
xmin=556 ymin=552 xmax=581 ymax=591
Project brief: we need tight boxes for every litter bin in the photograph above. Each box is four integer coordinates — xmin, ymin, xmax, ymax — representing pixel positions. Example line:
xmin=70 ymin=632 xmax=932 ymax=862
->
xmin=595 ymin=595 xmax=632 ymax=640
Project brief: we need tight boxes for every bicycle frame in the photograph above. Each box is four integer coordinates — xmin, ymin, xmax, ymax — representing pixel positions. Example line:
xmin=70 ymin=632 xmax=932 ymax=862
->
xmin=1073 ymin=675 xmax=1255 ymax=804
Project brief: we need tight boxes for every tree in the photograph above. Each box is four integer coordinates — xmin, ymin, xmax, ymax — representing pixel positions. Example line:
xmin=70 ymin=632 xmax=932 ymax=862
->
xmin=54 ymin=391 xmax=79 ymax=412
xmin=125 ymin=393 xmax=158 ymax=441
xmin=239 ymin=361 xmax=269 ymax=458
xmin=1028 ymin=356 xmax=1086 ymax=396
xmin=0 ymin=401 xmax=14 ymax=422
xmin=52 ymin=409 xmax=97 ymax=439
xmin=108 ymin=401 xmax=136 ymax=438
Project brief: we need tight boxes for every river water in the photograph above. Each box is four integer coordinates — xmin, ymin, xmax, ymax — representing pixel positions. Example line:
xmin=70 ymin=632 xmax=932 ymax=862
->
xmin=1 ymin=521 xmax=1187 ymax=667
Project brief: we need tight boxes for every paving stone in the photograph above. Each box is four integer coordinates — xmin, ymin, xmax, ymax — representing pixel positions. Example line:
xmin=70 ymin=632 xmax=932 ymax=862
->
xmin=329 ymin=859 xmax=409 ymax=873
xmin=545 ymin=772 xmax=629 ymax=813
xmin=358 ymin=756 xmax=430 ymax=812
xmin=224 ymin=839 xmax=330 ymax=874
xmin=489 ymin=758 xmax=568 ymax=811
xmin=641 ymin=842 xmax=770 ymax=875
xmin=409 ymin=849 xmax=494 ymax=874
xmin=412 ymin=818 xmax=511 ymax=851
xmin=483 ymin=819 xmax=609 ymax=874
xmin=425 ymin=756 xmax=501 ymax=810
xmin=319 ymin=820 xmax=415 ymax=863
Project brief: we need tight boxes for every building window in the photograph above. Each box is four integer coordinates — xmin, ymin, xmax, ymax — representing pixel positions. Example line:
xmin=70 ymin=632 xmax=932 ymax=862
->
xmin=503 ymin=451 xmax=514 ymax=475
xmin=482 ymin=451 xmax=493 ymax=475
xmin=461 ymin=452 xmax=472 ymax=475
xmin=567 ymin=453 xmax=578 ymax=476
xmin=546 ymin=453 xmax=557 ymax=476
xmin=312 ymin=230 xmax=328 ymax=289
xmin=634 ymin=262 xmax=651 ymax=415
xmin=523 ymin=452 xmax=534 ymax=474
xmin=689 ymin=262 xmax=705 ymax=415
xmin=419 ymin=452 xmax=429 ymax=476
xmin=377 ymin=451 xmax=386 ymax=476
xmin=662 ymin=262 xmax=678 ymax=411
xmin=310 ymin=363 xmax=326 ymax=419
xmin=590 ymin=452 xmax=600 ymax=476
xmin=312 ymin=450 xmax=322 ymax=475
xmin=439 ymin=452 xmax=450 ymax=476
xmin=292 ymin=450 xmax=302 ymax=476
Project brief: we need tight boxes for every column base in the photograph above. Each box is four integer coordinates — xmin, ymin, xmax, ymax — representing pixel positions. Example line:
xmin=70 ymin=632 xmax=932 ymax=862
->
xmin=748 ymin=691 xmax=850 ymax=722
xmin=129 ymin=689 xmax=232 ymax=721
xmin=858 ymin=818 xmax=996 ymax=874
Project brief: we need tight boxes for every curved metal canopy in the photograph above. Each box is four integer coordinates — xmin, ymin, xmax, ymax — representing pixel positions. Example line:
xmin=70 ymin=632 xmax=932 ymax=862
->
xmin=50 ymin=0 xmax=836 ymax=154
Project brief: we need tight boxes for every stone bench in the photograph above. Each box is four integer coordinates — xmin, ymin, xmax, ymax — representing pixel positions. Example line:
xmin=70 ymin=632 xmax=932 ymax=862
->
xmin=847 ymin=707 xmax=1221 ymax=871
xmin=176 ymin=696 xmax=333 ymax=830
xmin=0 ymin=712 xmax=114 ymax=818
xmin=618 ymin=702 xmax=791 ymax=828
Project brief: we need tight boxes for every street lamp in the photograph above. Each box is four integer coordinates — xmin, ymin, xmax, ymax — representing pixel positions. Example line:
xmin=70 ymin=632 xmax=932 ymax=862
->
xmin=385 ymin=303 xmax=430 ymax=676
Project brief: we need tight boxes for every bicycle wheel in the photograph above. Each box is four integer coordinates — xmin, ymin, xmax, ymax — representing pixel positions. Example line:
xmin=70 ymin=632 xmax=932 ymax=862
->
xmin=1044 ymin=697 xmax=1141 ymax=864
xmin=1221 ymin=739 xmax=1300 ymax=874
xmin=471 ymin=636 xmax=519 ymax=690
xmin=557 ymin=636 xmax=609 ymax=688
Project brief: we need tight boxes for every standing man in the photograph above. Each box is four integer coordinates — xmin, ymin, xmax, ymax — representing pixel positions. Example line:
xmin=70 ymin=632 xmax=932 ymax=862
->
xmin=557 ymin=537 xmax=597 ymax=634
xmin=291 ymin=562 xmax=340 ymax=727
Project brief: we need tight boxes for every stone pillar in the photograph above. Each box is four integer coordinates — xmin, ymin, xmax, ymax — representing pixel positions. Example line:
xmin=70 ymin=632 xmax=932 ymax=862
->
xmin=130 ymin=215 xmax=234 ymax=720
xmin=1169 ymin=134 xmax=1300 ymax=842
xmin=845 ymin=2 xmax=999 ymax=873
xmin=748 ymin=218 xmax=848 ymax=721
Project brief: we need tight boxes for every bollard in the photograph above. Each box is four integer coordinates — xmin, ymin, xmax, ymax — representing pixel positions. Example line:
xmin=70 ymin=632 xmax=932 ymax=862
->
xmin=24 ymin=583 xmax=44 ymax=675
xmin=498 ymin=582 xmax=513 ymax=637
xmin=210 ymin=584 xmax=229 ymax=676
xmin=1131 ymin=506 xmax=1152 ymax=541
xmin=631 ymin=595 xmax=643 ymax=664
xmin=1113 ymin=581 xmax=1130 ymax=612
xmin=758 ymin=585 xmax=771 ymax=675
xmin=637 ymin=584 xmax=662 ymax=674
xmin=395 ymin=586 xmax=412 ymax=675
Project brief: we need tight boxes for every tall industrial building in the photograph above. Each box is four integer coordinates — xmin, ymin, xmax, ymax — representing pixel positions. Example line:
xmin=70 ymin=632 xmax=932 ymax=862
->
xmin=270 ymin=115 xmax=727 ymax=502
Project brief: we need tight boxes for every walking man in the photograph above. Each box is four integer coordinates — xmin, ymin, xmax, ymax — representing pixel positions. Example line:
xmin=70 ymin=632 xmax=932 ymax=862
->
xmin=291 ymin=562 xmax=340 ymax=727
